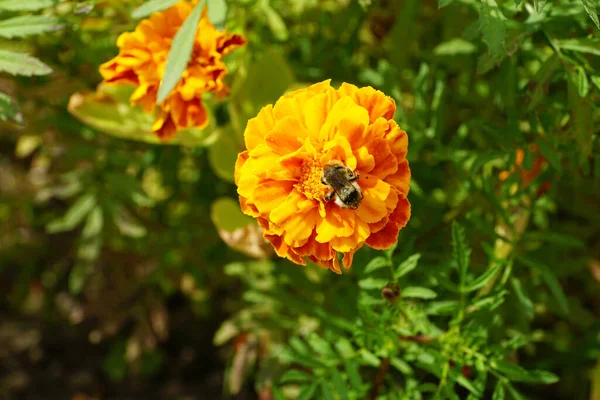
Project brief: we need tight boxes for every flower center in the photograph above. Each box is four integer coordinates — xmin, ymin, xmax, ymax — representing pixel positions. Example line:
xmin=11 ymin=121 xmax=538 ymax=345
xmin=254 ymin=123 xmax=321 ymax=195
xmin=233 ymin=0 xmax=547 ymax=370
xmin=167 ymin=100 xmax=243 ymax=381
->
xmin=295 ymin=157 xmax=326 ymax=200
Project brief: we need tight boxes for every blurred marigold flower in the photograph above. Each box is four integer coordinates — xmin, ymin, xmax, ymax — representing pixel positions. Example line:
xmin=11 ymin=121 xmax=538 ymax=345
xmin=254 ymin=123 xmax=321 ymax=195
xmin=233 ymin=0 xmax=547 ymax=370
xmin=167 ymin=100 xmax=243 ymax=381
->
xmin=99 ymin=1 xmax=246 ymax=139
xmin=499 ymin=145 xmax=550 ymax=194
xmin=234 ymin=81 xmax=411 ymax=273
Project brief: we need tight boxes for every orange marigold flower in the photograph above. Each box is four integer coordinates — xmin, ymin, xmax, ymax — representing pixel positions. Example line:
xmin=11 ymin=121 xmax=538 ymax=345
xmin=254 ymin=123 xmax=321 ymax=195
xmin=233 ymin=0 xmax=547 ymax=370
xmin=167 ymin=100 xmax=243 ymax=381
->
xmin=99 ymin=1 xmax=246 ymax=139
xmin=234 ymin=80 xmax=411 ymax=273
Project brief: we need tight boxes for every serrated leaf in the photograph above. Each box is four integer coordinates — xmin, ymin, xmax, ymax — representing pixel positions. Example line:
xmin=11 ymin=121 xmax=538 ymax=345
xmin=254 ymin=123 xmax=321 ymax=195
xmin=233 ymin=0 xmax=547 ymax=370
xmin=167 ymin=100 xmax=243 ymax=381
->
xmin=306 ymin=333 xmax=335 ymax=358
xmin=46 ymin=193 xmax=97 ymax=233
xmin=557 ymin=38 xmax=600 ymax=56
xmin=451 ymin=221 xmax=471 ymax=284
xmin=402 ymin=286 xmax=438 ymax=299
xmin=518 ymin=256 xmax=569 ymax=315
xmin=0 ymin=91 xmax=23 ymax=124
xmin=511 ymin=277 xmax=533 ymax=319
xmin=330 ymin=369 xmax=349 ymax=400
xmin=297 ymin=382 xmax=318 ymax=400
xmin=0 ymin=0 xmax=52 ymax=11
xmin=0 ymin=15 xmax=60 ymax=39
xmin=156 ymin=1 xmax=204 ymax=103
xmin=131 ymin=0 xmax=179 ymax=18
xmin=364 ymin=256 xmax=389 ymax=273
xmin=0 ymin=50 xmax=51 ymax=76
xmin=534 ymin=0 xmax=547 ymax=13
xmin=334 ymin=337 xmax=354 ymax=358
xmin=321 ymin=380 xmax=335 ymax=400
xmin=395 ymin=253 xmax=421 ymax=279
xmin=580 ymin=0 xmax=600 ymax=29
xmin=492 ymin=382 xmax=505 ymax=400
xmin=358 ymin=277 xmax=388 ymax=290
xmin=522 ymin=232 xmax=584 ymax=248
xmin=492 ymin=361 xmax=559 ymax=384
xmin=464 ymin=266 xmax=501 ymax=292
xmin=279 ymin=369 xmax=312 ymax=383
xmin=480 ymin=0 xmax=506 ymax=60
xmin=345 ymin=360 xmax=363 ymax=390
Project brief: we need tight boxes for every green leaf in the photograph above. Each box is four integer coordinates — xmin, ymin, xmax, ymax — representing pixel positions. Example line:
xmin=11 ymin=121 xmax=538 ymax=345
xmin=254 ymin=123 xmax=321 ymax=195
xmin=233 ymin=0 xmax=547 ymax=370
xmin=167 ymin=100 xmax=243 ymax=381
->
xmin=82 ymin=206 xmax=103 ymax=239
xmin=424 ymin=300 xmax=459 ymax=315
xmin=233 ymin=48 xmax=294 ymax=118
xmin=114 ymin=206 xmax=147 ymax=238
xmin=0 ymin=15 xmax=60 ymax=39
xmin=522 ymin=232 xmax=584 ymax=248
xmin=210 ymin=197 xmax=254 ymax=233
xmin=464 ymin=266 xmax=501 ymax=292
xmin=131 ymin=0 xmax=179 ymax=18
xmin=534 ymin=0 xmax=547 ymax=13
xmin=261 ymin=4 xmax=288 ymax=41
xmin=578 ymin=67 xmax=590 ymax=97
xmin=320 ymin=380 xmax=335 ymax=400
xmin=402 ymin=286 xmax=438 ymax=299
xmin=492 ymin=361 xmax=559 ymax=384
xmin=156 ymin=1 xmax=204 ymax=103
xmin=46 ymin=193 xmax=97 ymax=233
xmin=297 ymin=382 xmax=318 ymax=400
xmin=433 ymin=38 xmax=477 ymax=55
xmin=580 ymin=0 xmax=600 ymax=29
xmin=360 ymin=349 xmax=380 ymax=367
xmin=510 ymin=277 xmax=533 ymax=319
xmin=358 ymin=277 xmax=388 ymax=290
xmin=451 ymin=221 xmax=471 ymax=284
xmin=517 ymin=256 xmax=569 ymax=315
xmin=505 ymin=383 xmax=528 ymax=400
xmin=330 ymin=369 xmax=349 ymax=400
xmin=306 ymin=333 xmax=336 ymax=358
xmin=0 ymin=50 xmax=51 ymax=76
xmin=0 ymin=91 xmax=23 ymax=125
xmin=207 ymin=0 xmax=227 ymax=29
xmin=103 ymin=340 xmax=127 ymax=382
xmin=439 ymin=0 xmax=455 ymax=8
xmin=0 ymin=0 xmax=53 ymax=11
xmin=364 ymin=256 xmax=389 ymax=273
xmin=279 ymin=369 xmax=312 ymax=383
xmin=480 ymin=0 xmax=506 ymax=61
xmin=344 ymin=360 xmax=363 ymax=391
xmin=492 ymin=382 xmax=505 ymax=400
xmin=208 ymin=127 xmax=241 ymax=182
xmin=536 ymin=140 xmax=561 ymax=172
xmin=568 ymin=70 xmax=594 ymax=162
xmin=557 ymin=39 xmax=600 ymax=56
xmin=394 ymin=253 xmax=421 ymax=279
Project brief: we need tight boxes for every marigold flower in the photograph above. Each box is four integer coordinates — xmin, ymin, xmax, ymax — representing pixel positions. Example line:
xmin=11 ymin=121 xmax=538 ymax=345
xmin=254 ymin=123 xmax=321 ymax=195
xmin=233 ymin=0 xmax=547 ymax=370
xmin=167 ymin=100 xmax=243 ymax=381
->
xmin=99 ymin=1 xmax=246 ymax=139
xmin=234 ymin=80 xmax=411 ymax=273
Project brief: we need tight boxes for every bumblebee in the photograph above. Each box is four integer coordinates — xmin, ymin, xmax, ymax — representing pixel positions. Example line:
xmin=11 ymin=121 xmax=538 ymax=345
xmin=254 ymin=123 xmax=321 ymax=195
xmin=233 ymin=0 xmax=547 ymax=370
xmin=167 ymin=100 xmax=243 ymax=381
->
xmin=321 ymin=161 xmax=363 ymax=209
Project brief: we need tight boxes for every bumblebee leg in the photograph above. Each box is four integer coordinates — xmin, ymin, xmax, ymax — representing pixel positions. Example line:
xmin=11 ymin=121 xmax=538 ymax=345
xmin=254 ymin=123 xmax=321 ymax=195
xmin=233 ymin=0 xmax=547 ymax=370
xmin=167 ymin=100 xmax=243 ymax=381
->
xmin=349 ymin=173 xmax=360 ymax=182
xmin=322 ymin=190 xmax=335 ymax=202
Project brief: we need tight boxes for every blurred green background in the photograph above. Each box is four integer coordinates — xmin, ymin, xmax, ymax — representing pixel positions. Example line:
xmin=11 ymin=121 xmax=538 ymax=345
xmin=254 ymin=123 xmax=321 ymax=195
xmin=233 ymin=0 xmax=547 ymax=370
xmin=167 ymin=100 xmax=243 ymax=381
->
xmin=0 ymin=0 xmax=599 ymax=399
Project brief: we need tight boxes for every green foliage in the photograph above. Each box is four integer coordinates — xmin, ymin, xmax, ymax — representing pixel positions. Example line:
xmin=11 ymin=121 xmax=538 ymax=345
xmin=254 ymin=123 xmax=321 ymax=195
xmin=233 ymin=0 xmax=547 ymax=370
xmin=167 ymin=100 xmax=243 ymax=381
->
xmin=0 ymin=0 xmax=598 ymax=398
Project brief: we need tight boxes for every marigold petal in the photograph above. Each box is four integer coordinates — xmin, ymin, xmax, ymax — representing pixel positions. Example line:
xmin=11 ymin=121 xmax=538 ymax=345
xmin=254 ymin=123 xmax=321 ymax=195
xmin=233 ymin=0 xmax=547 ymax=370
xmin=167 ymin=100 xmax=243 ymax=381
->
xmin=355 ymin=177 xmax=391 ymax=224
xmin=265 ymin=116 xmax=309 ymax=155
xmin=264 ymin=233 xmax=306 ymax=265
xmin=245 ymin=105 xmax=276 ymax=150
xmin=366 ymin=138 xmax=397 ymax=180
xmin=315 ymin=207 xmax=355 ymax=243
xmin=319 ymin=96 xmax=369 ymax=144
xmin=384 ymin=120 xmax=408 ymax=161
xmin=386 ymin=160 xmax=411 ymax=196
xmin=281 ymin=207 xmax=320 ymax=247
xmin=330 ymin=217 xmax=370 ymax=253
xmin=320 ymin=135 xmax=357 ymax=171
xmin=253 ymin=180 xmax=296 ymax=215
xmin=366 ymin=196 xmax=411 ymax=249
xmin=337 ymin=83 xmax=396 ymax=123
